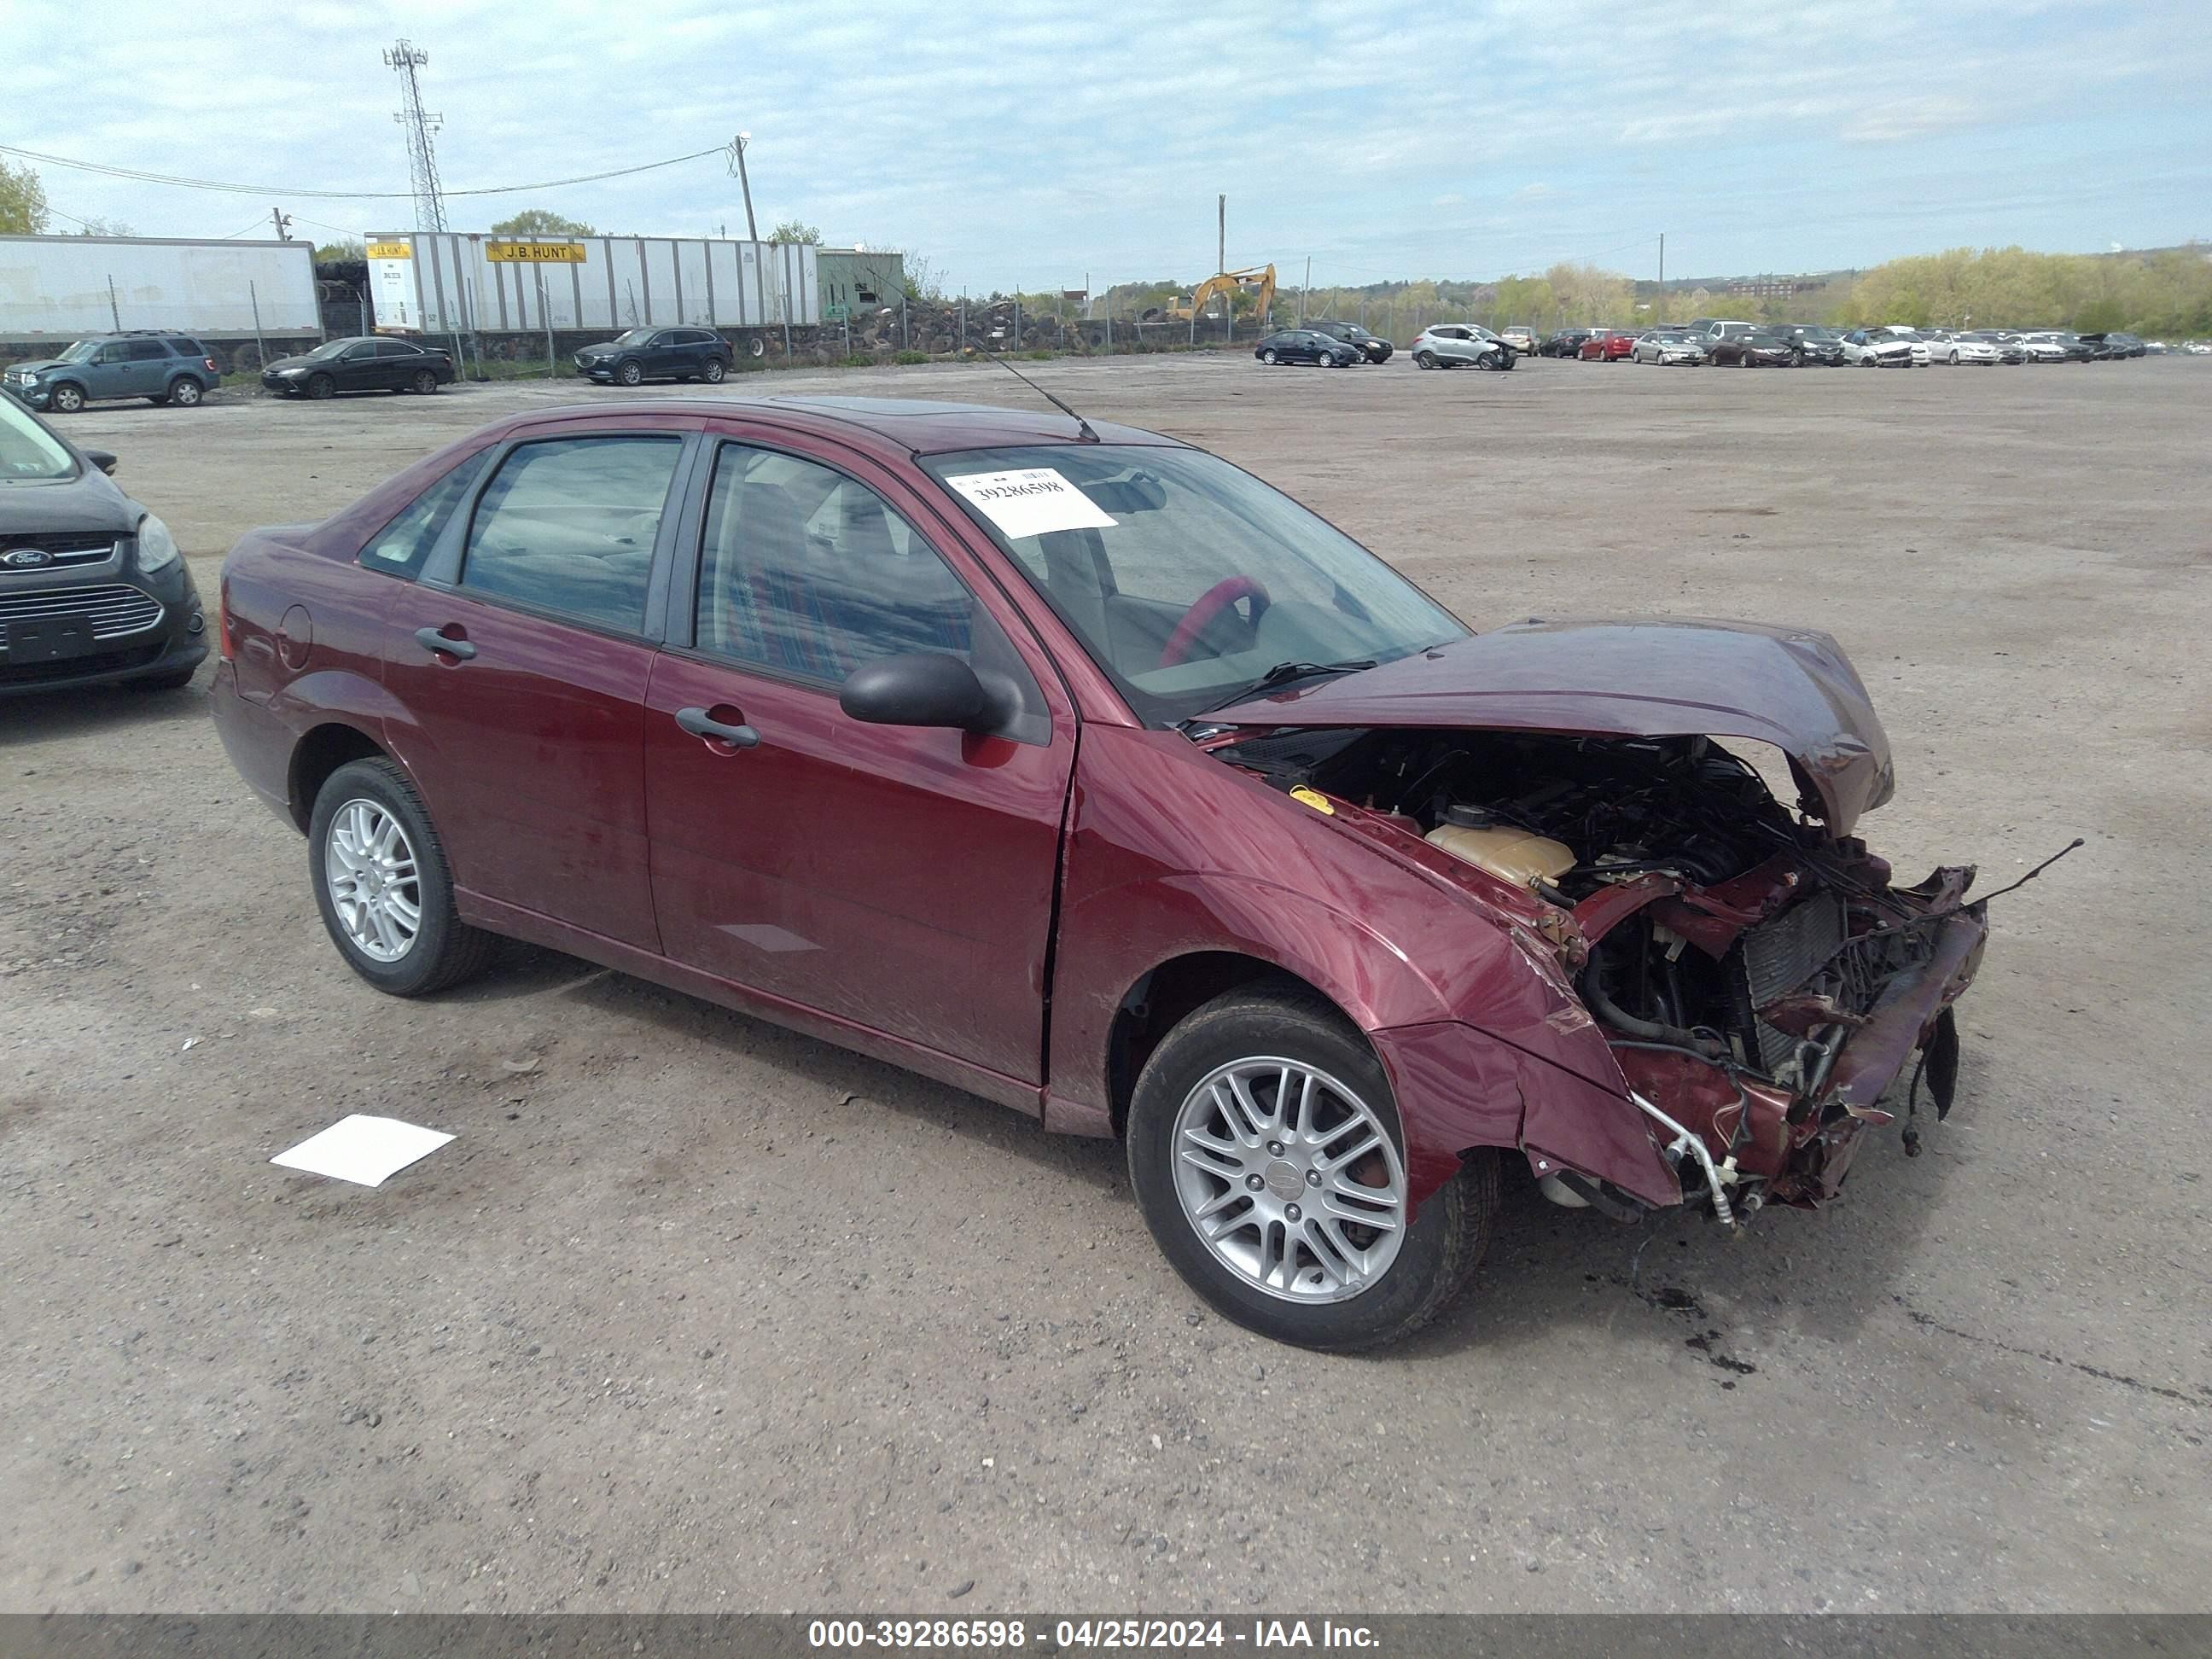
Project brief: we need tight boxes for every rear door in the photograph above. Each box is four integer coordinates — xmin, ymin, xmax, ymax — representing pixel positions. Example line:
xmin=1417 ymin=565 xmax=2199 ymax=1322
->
xmin=642 ymin=430 xmax=1076 ymax=1085
xmin=380 ymin=422 xmax=698 ymax=949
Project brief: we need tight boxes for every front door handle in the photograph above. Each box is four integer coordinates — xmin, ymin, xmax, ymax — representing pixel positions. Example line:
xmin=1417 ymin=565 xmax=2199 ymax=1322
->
xmin=415 ymin=626 xmax=477 ymax=661
xmin=675 ymin=706 xmax=760 ymax=748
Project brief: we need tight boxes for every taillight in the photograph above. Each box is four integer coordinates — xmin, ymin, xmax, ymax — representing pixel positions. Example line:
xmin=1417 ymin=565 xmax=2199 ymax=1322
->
xmin=205 ymin=358 xmax=218 ymax=373
xmin=217 ymin=584 xmax=235 ymax=660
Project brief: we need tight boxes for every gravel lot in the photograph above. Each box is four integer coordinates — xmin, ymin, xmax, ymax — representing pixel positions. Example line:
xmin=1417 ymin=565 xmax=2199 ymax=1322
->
xmin=4 ymin=352 xmax=2208 ymax=1615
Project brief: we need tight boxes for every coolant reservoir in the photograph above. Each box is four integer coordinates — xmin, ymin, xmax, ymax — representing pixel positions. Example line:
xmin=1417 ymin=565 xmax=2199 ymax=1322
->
xmin=1425 ymin=822 xmax=1576 ymax=892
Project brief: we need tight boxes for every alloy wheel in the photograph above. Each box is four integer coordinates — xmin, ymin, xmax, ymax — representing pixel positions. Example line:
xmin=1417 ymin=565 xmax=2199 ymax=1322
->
xmin=323 ymin=799 xmax=422 ymax=962
xmin=1171 ymin=1056 xmax=1406 ymax=1303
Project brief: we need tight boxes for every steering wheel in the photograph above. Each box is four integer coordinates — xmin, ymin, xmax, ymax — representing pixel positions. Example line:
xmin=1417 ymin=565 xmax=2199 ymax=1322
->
xmin=1160 ymin=576 xmax=1271 ymax=668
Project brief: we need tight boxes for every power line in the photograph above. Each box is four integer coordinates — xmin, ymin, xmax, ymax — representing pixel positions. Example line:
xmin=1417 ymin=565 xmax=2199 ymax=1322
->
xmin=0 ymin=140 xmax=732 ymax=203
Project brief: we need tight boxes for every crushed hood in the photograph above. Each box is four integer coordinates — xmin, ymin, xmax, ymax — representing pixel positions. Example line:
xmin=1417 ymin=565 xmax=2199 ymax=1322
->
xmin=1209 ymin=617 xmax=1896 ymax=835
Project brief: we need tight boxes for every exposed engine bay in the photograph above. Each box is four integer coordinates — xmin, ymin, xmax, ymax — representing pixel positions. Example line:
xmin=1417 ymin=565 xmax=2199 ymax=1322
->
xmin=1213 ymin=724 xmax=1989 ymax=1218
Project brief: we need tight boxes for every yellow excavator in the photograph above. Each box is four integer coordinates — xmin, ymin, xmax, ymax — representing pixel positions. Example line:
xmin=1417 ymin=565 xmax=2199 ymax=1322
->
xmin=1150 ymin=264 xmax=1277 ymax=324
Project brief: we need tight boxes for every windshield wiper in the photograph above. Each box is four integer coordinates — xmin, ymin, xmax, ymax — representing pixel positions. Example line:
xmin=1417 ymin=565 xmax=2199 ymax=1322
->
xmin=1190 ymin=659 xmax=1377 ymax=718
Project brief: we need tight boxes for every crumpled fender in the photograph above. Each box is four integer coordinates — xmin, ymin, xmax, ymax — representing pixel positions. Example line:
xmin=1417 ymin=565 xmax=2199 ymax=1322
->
xmin=1044 ymin=728 xmax=1678 ymax=1209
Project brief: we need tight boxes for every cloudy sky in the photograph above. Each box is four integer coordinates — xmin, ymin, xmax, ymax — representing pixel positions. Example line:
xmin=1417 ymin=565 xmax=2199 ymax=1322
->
xmin=10 ymin=0 xmax=2209 ymax=293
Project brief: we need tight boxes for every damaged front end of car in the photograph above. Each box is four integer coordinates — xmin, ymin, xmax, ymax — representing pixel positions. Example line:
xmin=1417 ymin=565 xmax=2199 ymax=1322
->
xmin=1200 ymin=618 xmax=1988 ymax=1225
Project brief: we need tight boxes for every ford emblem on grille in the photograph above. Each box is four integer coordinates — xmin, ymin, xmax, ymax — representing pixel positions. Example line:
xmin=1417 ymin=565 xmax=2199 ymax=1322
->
xmin=3 ymin=548 xmax=55 ymax=569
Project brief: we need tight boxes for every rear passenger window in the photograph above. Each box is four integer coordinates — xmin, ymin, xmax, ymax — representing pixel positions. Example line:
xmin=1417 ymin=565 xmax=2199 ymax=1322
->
xmin=460 ymin=436 xmax=681 ymax=633
xmin=359 ymin=450 xmax=492 ymax=579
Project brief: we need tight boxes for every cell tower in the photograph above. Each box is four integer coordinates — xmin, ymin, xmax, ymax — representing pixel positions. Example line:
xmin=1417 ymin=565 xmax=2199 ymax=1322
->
xmin=383 ymin=39 xmax=447 ymax=232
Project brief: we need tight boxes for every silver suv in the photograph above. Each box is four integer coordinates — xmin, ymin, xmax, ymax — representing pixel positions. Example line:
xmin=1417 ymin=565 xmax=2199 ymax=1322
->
xmin=3 ymin=333 xmax=221 ymax=413
xmin=1410 ymin=324 xmax=1516 ymax=370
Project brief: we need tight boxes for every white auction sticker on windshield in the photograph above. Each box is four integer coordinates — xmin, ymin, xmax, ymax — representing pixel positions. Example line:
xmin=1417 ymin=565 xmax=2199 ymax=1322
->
xmin=945 ymin=467 xmax=1116 ymax=540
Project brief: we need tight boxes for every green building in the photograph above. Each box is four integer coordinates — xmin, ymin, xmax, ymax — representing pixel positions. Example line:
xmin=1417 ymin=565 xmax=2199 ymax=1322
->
xmin=816 ymin=247 xmax=908 ymax=319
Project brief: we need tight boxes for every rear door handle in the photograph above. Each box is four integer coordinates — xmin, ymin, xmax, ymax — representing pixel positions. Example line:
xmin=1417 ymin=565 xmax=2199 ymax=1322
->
xmin=675 ymin=706 xmax=760 ymax=748
xmin=414 ymin=626 xmax=477 ymax=661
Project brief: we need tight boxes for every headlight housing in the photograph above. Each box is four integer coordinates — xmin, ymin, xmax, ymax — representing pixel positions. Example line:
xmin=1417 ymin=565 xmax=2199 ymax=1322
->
xmin=136 ymin=514 xmax=180 ymax=574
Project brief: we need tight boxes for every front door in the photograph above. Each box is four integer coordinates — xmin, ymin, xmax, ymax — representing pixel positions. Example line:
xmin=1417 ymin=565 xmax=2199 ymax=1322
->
xmin=380 ymin=428 xmax=693 ymax=950
xmin=643 ymin=436 xmax=1074 ymax=1085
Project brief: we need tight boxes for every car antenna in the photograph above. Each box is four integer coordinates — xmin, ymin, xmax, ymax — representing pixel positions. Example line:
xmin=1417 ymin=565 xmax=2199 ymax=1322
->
xmin=987 ymin=352 xmax=1099 ymax=443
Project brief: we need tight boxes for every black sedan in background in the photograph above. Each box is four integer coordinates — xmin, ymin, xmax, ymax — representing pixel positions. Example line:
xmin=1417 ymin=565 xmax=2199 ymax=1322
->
xmin=574 ymin=327 xmax=735 ymax=386
xmin=1708 ymin=331 xmax=1799 ymax=367
xmin=1540 ymin=329 xmax=1594 ymax=358
xmin=1254 ymin=330 xmax=1362 ymax=367
xmin=261 ymin=337 xmax=455 ymax=399
xmin=1302 ymin=320 xmax=1394 ymax=362
xmin=0 ymin=392 xmax=206 ymax=695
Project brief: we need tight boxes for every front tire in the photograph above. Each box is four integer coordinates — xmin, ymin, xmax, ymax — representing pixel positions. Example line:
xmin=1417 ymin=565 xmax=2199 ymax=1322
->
xmin=616 ymin=359 xmax=643 ymax=387
xmin=49 ymin=382 xmax=86 ymax=413
xmin=306 ymin=373 xmax=335 ymax=400
xmin=309 ymin=758 xmax=497 ymax=998
xmin=1126 ymin=987 xmax=1498 ymax=1351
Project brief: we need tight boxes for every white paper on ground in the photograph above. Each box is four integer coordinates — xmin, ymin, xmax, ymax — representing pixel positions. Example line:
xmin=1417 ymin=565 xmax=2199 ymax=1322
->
xmin=942 ymin=467 xmax=1116 ymax=540
xmin=271 ymin=1115 xmax=454 ymax=1188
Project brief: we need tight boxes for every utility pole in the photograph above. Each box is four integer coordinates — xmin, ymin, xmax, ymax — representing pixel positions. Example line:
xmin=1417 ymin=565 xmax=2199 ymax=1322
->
xmin=1658 ymin=232 xmax=1665 ymax=318
xmin=1300 ymin=255 xmax=1310 ymax=326
xmin=271 ymin=208 xmax=293 ymax=241
xmin=1217 ymin=195 xmax=1225 ymax=278
xmin=731 ymin=135 xmax=759 ymax=242
xmin=383 ymin=40 xmax=446 ymax=232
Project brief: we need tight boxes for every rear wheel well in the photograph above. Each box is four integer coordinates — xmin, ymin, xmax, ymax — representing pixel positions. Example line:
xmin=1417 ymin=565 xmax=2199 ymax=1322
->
xmin=288 ymin=724 xmax=386 ymax=830
xmin=1106 ymin=953 xmax=1352 ymax=1138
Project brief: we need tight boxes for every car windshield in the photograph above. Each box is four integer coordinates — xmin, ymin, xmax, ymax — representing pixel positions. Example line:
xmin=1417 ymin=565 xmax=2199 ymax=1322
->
xmin=303 ymin=340 xmax=358 ymax=360
xmin=1797 ymin=328 xmax=1837 ymax=340
xmin=923 ymin=445 xmax=1468 ymax=726
xmin=613 ymin=328 xmax=656 ymax=346
xmin=55 ymin=340 xmax=102 ymax=364
xmin=0 ymin=394 xmax=79 ymax=481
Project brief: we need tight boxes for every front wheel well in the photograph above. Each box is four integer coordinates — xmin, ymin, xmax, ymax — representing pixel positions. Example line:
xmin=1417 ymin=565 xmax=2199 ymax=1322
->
xmin=1105 ymin=952 xmax=1354 ymax=1138
xmin=288 ymin=723 xmax=387 ymax=830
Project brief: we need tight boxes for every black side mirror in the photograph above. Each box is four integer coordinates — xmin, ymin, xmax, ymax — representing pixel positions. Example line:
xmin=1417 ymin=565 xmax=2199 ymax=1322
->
xmin=84 ymin=449 xmax=118 ymax=475
xmin=840 ymin=653 xmax=1006 ymax=732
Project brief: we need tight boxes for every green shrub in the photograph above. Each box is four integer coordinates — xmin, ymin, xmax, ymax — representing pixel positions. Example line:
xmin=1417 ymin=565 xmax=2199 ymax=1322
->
xmin=894 ymin=351 xmax=928 ymax=365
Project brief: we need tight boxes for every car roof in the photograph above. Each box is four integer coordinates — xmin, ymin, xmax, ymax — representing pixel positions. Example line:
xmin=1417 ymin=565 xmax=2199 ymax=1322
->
xmin=502 ymin=395 xmax=1184 ymax=458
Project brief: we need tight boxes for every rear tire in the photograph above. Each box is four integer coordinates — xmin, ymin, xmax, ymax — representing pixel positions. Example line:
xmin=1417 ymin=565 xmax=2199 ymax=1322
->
xmin=411 ymin=369 xmax=439 ymax=395
xmin=309 ymin=758 xmax=498 ymax=998
xmin=1126 ymin=987 xmax=1498 ymax=1351
xmin=1262 ymin=350 xmax=1279 ymax=364
xmin=703 ymin=357 xmax=727 ymax=383
xmin=1413 ymin=351 xmax=1436 ymax=370
xmin=168 ymin=376 xmax=205 ymax=407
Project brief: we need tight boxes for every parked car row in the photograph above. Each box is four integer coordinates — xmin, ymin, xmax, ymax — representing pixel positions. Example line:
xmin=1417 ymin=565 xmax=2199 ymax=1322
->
xmin=5 ymin=325 xmax=764 ymax=411
xmin=1528 ymin=318 xmax=2174 ymax=369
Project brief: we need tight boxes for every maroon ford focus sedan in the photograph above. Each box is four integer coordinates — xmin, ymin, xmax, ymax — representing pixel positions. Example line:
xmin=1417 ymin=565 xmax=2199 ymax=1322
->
xmin=212 ymin=395 xmax=1987 ymax=1349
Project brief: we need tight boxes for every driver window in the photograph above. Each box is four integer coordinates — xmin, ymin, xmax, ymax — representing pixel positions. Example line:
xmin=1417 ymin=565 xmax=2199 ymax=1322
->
xmin=459 ymin=436 xmax=681 ymax=632
xmin=695 ymin=445 xmax=976 ymax=681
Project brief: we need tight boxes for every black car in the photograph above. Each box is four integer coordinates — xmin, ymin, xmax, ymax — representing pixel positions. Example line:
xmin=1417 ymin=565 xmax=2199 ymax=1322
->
xmin=1775 ymin=325 xmax=1846 ymax=365
xmin=1540 ymin=329 xmax=1595 ymax=358
xmin=1301 ymin=319 xmax=1394 ymax=363
xmin=573 ymin=327 xmax=734 ymax=387
xmin=3 ymin=332 xmax=221 ymax=413
xmin=2079 ymin=332 xmax=2146 ymax=360
xmin=262 ymin=337 xmax=455 ymax=399
xmin=1254 ymin=330 xmax=1360 ymax=367
xmin=0 ymin=392 xmax=207 ymax=696
xmin=1708 ymin=331 xmax=1799 ymax=367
